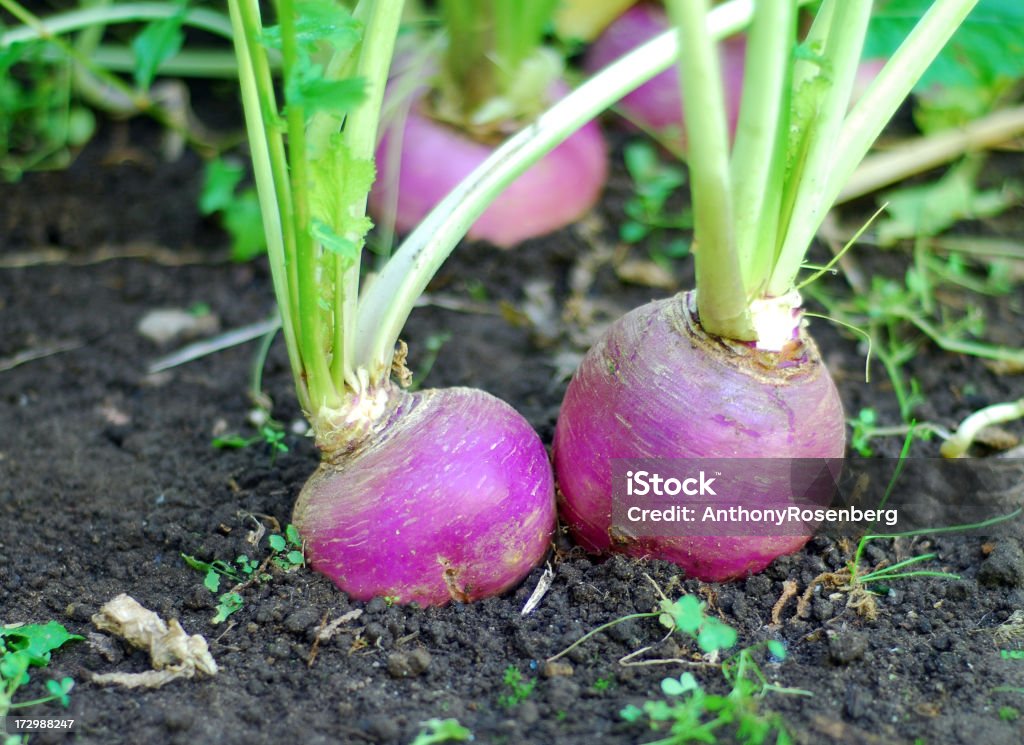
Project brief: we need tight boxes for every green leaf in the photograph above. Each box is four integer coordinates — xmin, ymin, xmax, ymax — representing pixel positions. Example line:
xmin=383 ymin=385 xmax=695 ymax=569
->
xmin=263 ymin=1 xmax=362 ymax=53
xmin=766 ymin=640 xmax=787 ymax=660
xmin=212 ymin=592 xmax=244 ymax=624
xmin=131 ymin=3 xmax=187 ymax=90
xmin=697 ymin=617 xmax=738 ymax=653
xmin=619 ymin=704 xmax=644 ymax=723
xmin=285 ymin=550 xmax=304 ymax=566
xmin=203 ymin=568 xmax=221 ymax=593
xmin=286 ymin=73 xmax=366 ymax=118
xmin=876 ymin=160 xmax=1018 ymax=245
xmin=268 ymin=534 xmax=286 ymax=552
xmin=308 ymin=140 xmax=376 ymax=256
xmin=409 ymin=717 xmax=473 ymax=745
xmin=222 ymin=189 xmax=267 ymax=261
xmin=864 ymin=0 xmax=1024 ymax=90
xmin=661 ymin=672 xmax=699 ymax=696
xmin=200 ymin=158 xmax=245 ymax=215
xmin=45 ymin=677 xmax=74 ymax=707
xmin=285 ymin=524 xmax=302 ymax=547
xmin=0 ymin=622 xmax=83 ymax=667
xmin=659 ymin=595 xmax=705 ymax=634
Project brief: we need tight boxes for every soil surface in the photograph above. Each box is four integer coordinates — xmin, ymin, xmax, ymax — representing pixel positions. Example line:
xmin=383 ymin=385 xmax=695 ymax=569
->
xmin=2 ymin=107 xmax=1024 ymax=745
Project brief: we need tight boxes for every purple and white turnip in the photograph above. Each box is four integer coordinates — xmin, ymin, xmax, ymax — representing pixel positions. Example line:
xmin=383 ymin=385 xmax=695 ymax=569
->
xmin=294 ymin=386 xmax=555 ymax=605
xmin=554 ymin=0 xmax=978 ymax=581
xmin=553 ymin=293 xmax=845 ymax=581
xmin=229 ymin=0 xmax=556 ymax=606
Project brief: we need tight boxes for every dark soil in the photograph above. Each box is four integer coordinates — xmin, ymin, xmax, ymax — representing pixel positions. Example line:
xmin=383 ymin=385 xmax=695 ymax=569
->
xmin=2 ymin=111 xmax=1024 ymax=745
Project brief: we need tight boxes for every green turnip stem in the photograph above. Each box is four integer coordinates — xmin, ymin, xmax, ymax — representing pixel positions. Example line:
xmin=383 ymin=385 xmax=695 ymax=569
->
xmin=769 ymin=0 xmax=978 ymax=295
xmin=837 ymin=105 xmax=1024 ymax=203
xmin=769 ymin=0 xmax=872 ymax=298
xmin=324 ymin=0 xmax=402 ymax=391
xmin=729 ymin=0 xmax=794 ymax=292
xmin=354 ymin=0 xmax=759 ymax=378
xmin=665 ymin=0 xmax=751 ymax=340
xmin=228 ymin=0 xmax=306 ymax=409
xmin=0 ymin=2 xmax=234 ymax=45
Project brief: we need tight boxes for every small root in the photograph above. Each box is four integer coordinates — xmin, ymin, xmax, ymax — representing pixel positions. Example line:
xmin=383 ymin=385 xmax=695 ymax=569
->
xmin=794 ymin=568 xmax=878 ymax=622
xmin=439 ymin=558 xmax=471 ymax=603
xmin=771 ymin=580 xmax=799 ymax=625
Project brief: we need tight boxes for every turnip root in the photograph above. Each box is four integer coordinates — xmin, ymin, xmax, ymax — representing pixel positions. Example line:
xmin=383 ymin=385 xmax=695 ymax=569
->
xmin=553 ymin=293 xmax=846 ymax=581
xmin=294 ymin=386 xmax=556 ymax=605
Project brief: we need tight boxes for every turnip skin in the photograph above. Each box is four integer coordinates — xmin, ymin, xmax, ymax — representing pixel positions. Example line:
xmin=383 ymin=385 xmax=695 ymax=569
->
xmin=293 ymin=387 xmax=556 ymax=606
xmin=553 ymin=293 xmax=846 ymax=581
xmin=370 ymin=85 xmax=608 ymax=248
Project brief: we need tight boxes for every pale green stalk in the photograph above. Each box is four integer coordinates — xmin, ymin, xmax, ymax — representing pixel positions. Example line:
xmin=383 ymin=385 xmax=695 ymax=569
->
xmin=332 ymin=0 xmax=402 ymax=390
xmin=728 ymin=0 xmax=794 ymax=295
xmin=354 ymin=0 xmax=759 ymax=377
xmin=768 ymin=0 xmax=873 ymax=297
xmin=665 ymin=0 xmax=751 ymax=340
xmin=0 ymin=2 xmax=233 ymax=45
xmin=768 ymin=0 xmax=979 ymax=296
xmin=227 ymin=0 xmax=305 ymax=409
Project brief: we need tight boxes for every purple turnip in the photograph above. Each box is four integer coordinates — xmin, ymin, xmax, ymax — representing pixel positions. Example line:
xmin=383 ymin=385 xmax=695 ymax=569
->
xmin=584 ymin=3 xmax=746 ymax=146
xmin=370 ymin=84 xmax=607 ymax=247
xmin=294 ymin=386 xmax=555 ymax=604
xmin=553 ymin=293 xmax=845 ymax=581
xmin=229 ymin=0 xmax=556 ymax=606
xmin=554 ymin=0 xmax=976 ymax=580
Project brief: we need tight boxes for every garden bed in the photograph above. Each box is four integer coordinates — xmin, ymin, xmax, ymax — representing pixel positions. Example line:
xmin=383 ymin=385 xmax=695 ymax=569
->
xmin=2 ymin=113 xmax=1023 ymax=745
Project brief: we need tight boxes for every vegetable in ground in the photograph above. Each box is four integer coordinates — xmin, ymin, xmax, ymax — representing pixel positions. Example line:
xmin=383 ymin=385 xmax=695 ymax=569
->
xmin=227 ymin=0 xmax=555 ymax=606
xmin=554 ymin=0 xmax=979 ymax=581
xmin=368 ymin=0 xmax=607 ymax=247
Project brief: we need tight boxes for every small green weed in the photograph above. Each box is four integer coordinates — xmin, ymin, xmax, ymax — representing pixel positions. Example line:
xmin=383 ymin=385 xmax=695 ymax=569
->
xmin=592 ymin=676 xmax=613 ymax=693
xmin=551 ymin=587 xmax=803 ymax=744
xmin=199 ymin=157 xmax=267 ymax=262
xmin=0 ymin=621 xmax=82 ymax=744
xmin=408 ymin=718 xmax=473 ymax=745
xmin=620 ymin=141 xmax=692 ymax=270
xmin=183 ymin=525 xmax=306 ymax=624
xmin=212 ymin=422 xmax=289 ymax=464
xmin=799 ymin=433 xmax=1022 ymax=619
xmin=619 ymin=596 xmax=802 ymax=744
xmin=498 ymin=665 xmax=535 ymax=708
xmin=999 ymin=706 xmax=1020 ymax=722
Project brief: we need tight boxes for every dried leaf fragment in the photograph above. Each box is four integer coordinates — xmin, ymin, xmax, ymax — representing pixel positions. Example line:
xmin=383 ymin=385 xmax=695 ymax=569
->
xmin=91 ymin=594 xmax=217 ymax=688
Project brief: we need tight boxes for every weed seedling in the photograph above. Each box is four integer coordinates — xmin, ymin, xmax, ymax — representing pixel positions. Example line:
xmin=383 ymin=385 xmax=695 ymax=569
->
xmin=498 ymin=665 xmax=535 ymax=708
xmin=999 ymin=706 xmax=1020 ymax=722
xmin=593 ymin=676 xmax=613 ymax=693
xmin=798 ymin=432 xmax=1023 ymax=619
xmin=212 ymin=422 xmax=289 ymax=465
xmin=620 ymin=141 xmax=692 ymax=270
xmin=183 ymin=525 xmax=306 ymax=624
xmin=409 ymin=718 xmax=473 ymax=745
xmin=617 ymin=600 xmax=803 ymax=744
xmin=0 ymin=621 xmax=82 ymax=744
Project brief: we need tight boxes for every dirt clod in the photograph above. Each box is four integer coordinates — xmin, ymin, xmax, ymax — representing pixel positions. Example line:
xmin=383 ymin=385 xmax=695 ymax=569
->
xmin=386 ymin=648 xmax=432 ymax=678
xmin=978 ymin=542 xmax=1024 ymax=587
xmin=828 ymin=631 xmax=869 ymax=664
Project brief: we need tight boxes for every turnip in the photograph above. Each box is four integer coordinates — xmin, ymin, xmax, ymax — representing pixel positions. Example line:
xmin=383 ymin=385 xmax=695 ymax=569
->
xmin=555 ymin=0 xmax=980 ymax=580
xmin=367 ymin=0 xmax=608 ymax=247
xmin=227 ymin=0 xmax=556 ymax=605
